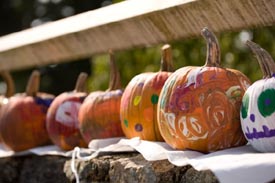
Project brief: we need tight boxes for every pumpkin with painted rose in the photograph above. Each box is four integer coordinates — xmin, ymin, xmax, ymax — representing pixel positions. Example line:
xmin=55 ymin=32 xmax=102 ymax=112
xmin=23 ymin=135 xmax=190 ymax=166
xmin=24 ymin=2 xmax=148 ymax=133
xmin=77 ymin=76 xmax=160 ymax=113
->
xmin=157 ymin=28 xmax=251 ymax=153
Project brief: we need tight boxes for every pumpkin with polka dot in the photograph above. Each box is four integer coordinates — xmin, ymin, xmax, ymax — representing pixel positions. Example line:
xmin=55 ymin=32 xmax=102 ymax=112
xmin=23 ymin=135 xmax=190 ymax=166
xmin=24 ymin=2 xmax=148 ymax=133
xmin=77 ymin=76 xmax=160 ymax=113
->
xmin=157 ymin=28 xmax=251 ymax=153
xmin=241 ymin=40 xmax=275 ymax=152
xmin=120 ymin=44 xmax=173 ymax=141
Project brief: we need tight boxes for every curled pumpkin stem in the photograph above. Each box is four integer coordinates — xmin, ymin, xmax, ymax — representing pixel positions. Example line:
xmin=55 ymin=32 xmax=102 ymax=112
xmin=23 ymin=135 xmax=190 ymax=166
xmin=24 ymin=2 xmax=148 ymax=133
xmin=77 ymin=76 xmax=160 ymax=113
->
xmin=107 ymin=50 xmax=121 ymax=91
xmin=201 ymin=27 xmax=221 ymax=67
xmin=26 ymin=70 xmax=40 ymax=97
xmin=160 ymin=44 xmax=174 ymax=72
xmin=75 ymin=72 xmax=88 ymax=92
xmin=0 ymin=71 xmax=15 ymax=97
xmin=246 ymin=40 xmax=275 ymax=78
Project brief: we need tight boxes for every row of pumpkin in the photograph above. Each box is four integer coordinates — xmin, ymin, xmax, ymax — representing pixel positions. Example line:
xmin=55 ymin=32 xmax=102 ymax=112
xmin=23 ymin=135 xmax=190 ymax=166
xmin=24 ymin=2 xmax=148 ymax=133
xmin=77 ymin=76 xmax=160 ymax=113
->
xmin=0 ymin=27 xmax=274 ymax=153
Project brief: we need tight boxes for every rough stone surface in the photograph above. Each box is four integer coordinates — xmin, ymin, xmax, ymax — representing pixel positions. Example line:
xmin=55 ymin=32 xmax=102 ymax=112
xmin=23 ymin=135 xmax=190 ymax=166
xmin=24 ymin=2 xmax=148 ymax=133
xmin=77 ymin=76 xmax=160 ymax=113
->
xmin=0 ymin=153 xmax=219 ymax=183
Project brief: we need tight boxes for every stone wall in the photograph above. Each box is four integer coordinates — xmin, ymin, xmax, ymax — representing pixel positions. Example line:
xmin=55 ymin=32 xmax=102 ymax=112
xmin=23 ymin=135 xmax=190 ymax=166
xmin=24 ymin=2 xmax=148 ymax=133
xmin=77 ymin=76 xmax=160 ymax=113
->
xmin=0 ymin=153 xmax=218 ymax=183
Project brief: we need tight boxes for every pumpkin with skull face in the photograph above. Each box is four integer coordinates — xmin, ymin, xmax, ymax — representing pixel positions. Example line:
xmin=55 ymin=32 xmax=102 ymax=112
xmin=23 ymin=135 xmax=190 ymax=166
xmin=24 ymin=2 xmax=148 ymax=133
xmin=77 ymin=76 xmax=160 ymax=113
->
xmin=241 ymin=40 xmax=275 ymax=152
xmin=157 ymin=28 xmax=251 ymax=153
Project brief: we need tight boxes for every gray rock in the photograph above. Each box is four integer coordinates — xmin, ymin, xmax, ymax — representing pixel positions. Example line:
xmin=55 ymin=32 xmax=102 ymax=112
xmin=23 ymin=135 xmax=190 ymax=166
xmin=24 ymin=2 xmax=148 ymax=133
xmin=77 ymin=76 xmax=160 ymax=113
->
xmin=0 ymin=153 xmax=219 ymax=183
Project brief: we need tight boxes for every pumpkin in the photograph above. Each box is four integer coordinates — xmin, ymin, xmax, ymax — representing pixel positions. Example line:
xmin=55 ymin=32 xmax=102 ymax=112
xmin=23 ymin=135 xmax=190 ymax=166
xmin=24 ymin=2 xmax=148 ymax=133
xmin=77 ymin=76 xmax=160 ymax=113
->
xmin=120 ymin=44 xmax=174 ymax=141
xmin=46 ymin=72 xmax=88 ymax=150
xmin=78 ymin=52 xmax=124 ymax=144
xmin=0 ymin=70 xmax=54 ymax=151
xmin=157 ymin=28 xmax=251 ymax=153
xmin=0 ymin=71 xmax=15 ymax=142
xmin=241 ymin=40 xmax=275 ymax=152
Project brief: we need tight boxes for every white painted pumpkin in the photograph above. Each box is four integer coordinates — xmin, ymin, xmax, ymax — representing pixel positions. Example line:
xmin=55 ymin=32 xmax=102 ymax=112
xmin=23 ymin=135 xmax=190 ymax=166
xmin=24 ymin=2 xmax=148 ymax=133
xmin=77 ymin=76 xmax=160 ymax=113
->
xmin=241 ymin=40 xmax=275 ymax=152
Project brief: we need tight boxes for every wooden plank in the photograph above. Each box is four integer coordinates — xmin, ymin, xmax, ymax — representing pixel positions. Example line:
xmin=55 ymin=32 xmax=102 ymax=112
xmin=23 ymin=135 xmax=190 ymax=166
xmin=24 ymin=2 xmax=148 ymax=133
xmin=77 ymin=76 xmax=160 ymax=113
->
xmin=0 ymin=0 xmax=274 ymax=71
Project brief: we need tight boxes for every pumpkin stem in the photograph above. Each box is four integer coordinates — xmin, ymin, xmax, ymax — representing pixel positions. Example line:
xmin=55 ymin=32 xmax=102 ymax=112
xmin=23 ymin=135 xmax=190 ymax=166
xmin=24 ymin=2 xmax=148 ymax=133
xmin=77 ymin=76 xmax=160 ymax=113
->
xmin=201 ymin=27 xmax=221 ymax=67
xmin=26 ymin=70 xmax=40 ymax=97
xmin=160 ymin=44 xmax=174 ymax=72
xmin=74 ymin=72 xmax=88 ymax=92
xmin=0 ymin=71 xmax=15 ymax=97
xmin=246 ymin=40 xmax=275 ymax=78
xmin=107 ymin=50 xmax=121 ymax=91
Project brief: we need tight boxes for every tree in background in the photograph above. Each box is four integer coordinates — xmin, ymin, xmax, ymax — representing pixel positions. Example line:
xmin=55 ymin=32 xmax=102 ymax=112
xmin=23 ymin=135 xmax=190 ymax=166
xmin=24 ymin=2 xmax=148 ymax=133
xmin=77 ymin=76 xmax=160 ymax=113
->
xmin=89 ymin=26 xmax=275 ymax=91
xmin=1 ymin=0 xmax=275 ymax=94
xmin=0 ymin=0 xmax=110 ymax=95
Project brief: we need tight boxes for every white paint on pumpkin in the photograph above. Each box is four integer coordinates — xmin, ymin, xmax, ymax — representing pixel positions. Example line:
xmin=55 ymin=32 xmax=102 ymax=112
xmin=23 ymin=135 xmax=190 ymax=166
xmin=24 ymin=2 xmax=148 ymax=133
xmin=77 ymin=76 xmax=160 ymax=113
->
xmin=186 ymin=68 xmax=201 ymax=88
xmin=178 ymin=115 xmax=208 ymax=141
xmin=240 ymin=78 xmax=275 ymax=152
xmin=164 ymin=112 xmax=176 ymax=130
xmin=55 ymin=101 xmax=81 ymax=127
xmin=225 ymin=85 xmax=241 ymax=97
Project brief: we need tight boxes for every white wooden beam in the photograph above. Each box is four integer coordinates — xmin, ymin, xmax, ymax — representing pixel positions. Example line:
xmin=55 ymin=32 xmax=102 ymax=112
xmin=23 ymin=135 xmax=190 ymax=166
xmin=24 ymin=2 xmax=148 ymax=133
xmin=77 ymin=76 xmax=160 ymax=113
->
xmin=0 ymin=0 xmax=274 ymax=71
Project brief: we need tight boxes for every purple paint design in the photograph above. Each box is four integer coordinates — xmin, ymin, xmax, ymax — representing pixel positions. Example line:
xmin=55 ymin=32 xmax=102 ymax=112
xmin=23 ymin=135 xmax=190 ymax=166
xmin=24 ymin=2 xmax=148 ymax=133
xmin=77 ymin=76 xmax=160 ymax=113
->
xmin=245 ymin=125 xmax=275 ymax=140
xmin=138 ymin=83 xmax=144 ymax=87
xmin=169 ymin=84 xmax=193 ymax=112
xmin=195 ymin=73 xmax=203 ymax=87
xmin=135 ymin=123 xmax=143 ymax=132
xmin=117 ymin=89 xmax=123 ymax=95
xmin=265 ymin=98 xmax=271 ymax=106
xmin=249 ymin=114 xmax=255 ymax=122
xmin=210 ymin=73 xmax=217 ymax=80
xmin=272 ymin=73 xmax=275 ymax=78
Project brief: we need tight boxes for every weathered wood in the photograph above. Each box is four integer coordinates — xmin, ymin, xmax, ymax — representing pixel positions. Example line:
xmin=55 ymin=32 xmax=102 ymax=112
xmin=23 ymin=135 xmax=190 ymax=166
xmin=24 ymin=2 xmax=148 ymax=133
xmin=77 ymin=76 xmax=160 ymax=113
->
xmin=0 ymin=0 xmax=274 ymax=71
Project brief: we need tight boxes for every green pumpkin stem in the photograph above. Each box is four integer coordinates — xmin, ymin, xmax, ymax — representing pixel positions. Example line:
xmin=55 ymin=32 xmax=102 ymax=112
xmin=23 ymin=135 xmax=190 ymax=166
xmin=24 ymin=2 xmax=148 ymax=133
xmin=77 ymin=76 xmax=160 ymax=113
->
xmin=246 ymin=40 xmax=275 ymax=78
xmin=26 ymin=70 xmax=40 ymax=97
xmin=107 ymin=50 xmax=121 ymax=91
xmin=74 ymin=72 xmax=88 ymax=92
xmin=160 ymin=44 xmax=174 ymax=72
xmin=201 ymin=27 xmax=221 ymax=67
xmin=0 ymin=71 xmax=15 ymax=97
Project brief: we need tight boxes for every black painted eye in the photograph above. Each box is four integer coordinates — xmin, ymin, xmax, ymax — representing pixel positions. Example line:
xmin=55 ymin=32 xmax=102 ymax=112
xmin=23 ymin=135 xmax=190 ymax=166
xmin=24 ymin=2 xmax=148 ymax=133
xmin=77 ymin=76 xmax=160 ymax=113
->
xmin=241 ymin=93 xmax=249 ymax=119
xmin=257 ymin=89 xmax=275 ymax=117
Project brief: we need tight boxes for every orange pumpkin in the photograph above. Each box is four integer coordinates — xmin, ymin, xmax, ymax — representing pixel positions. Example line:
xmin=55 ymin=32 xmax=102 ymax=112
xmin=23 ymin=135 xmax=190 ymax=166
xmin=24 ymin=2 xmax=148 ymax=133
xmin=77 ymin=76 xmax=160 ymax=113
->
xmin=46 ymin=72 xmax=88 ymax=150
xmin=0 ymin=70 xmax=54 ymax=151
xmin=0 ymin=71 xmax=15 ymax=142
xmin=120 ymin=44 xmax=174 ymax=141
xmin=157 ymin=28 xmax=251 ymax=153
xmin=78 ymin=52 xmax=124 ymax=144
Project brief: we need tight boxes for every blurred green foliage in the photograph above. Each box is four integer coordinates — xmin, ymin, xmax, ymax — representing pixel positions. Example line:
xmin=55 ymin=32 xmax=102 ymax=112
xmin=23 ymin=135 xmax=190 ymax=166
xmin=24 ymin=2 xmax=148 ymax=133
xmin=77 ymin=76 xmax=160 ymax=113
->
xmin=88 ymin=26 xmax=275 ymax=91
xmin=1 ymin=0 xmax=275 ymax=94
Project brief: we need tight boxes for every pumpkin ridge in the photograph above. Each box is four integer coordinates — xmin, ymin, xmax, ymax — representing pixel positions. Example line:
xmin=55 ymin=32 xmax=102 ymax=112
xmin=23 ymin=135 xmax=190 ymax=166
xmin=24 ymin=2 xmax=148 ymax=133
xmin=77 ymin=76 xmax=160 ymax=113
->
xmin=123 ymin=75 xmax=145 ymax=137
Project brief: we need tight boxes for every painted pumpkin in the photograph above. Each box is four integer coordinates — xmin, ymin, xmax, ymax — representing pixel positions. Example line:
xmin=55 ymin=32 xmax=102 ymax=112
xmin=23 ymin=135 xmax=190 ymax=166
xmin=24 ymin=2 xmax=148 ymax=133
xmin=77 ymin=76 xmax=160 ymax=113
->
xmin=78 ymin=52 xmax=124 ymax=144
xmin=120 ymin=44 xmax=174 ymax=141
xmin=157 ymin=28 xmax=251 ymax=153
xmin=0 ymin=70 xmax=54 ymax=151
xmin=241 ymin=40 xmax=275 ymax=152
xmin=46 ymin=72 xmax=88 ymax=150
